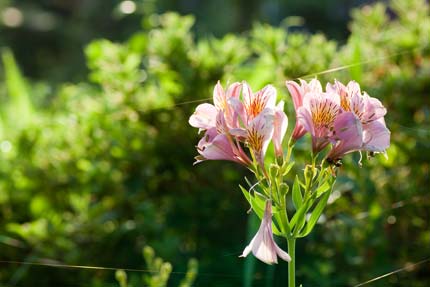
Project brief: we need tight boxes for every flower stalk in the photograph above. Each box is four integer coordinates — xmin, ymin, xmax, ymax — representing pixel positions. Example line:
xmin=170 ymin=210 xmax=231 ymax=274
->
xmin=288 ymin=238 xmax=296 ymax=287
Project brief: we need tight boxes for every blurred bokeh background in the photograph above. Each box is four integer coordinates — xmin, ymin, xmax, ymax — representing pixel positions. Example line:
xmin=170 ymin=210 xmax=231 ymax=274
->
xmin=0 ymin=0 xmax=429 ymax=286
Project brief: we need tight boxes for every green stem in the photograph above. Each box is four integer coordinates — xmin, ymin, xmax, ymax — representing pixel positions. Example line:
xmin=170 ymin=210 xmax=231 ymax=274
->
xmin=279 ymin=202 xmax=291 ymax=236
xmin=287 ymin=238 xmax=296 ymax=287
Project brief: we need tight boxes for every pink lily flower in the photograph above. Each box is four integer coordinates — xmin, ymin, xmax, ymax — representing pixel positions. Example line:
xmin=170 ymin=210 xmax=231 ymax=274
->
xmin=327 ymin=80 xmax=387 ymax=124
xmin=229 ymin=82 xmax=282 ymax=170
xmin=297 ymin=91 xmax=341 ymax=154
xmin=242 ymin=82 xmax=277 ymax=123
xmin=286 ymin=79 xmax=322 ymax=141
xmin=190 ymin=81 xmax=287 ymax=171
xmin=231 ymin=108 xmax=275 ymax=171
xmin=327 ymin=115 xmax=390 ymax=163
xmin=272 ymin=101 xmax=288 ymax=158
xmin=195 ymin=128 xmax=251 ymax=165
xmin=247 ymin=109 xmax=275 ymax=170
xmin=326 ymin=80 xmax=390 ymax=160
xmin=240 ymin=200 xmax=291 ymax=265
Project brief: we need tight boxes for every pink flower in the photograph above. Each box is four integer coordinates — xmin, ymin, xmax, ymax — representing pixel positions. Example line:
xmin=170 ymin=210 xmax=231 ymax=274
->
xmin=326 ymin=80 xmax=390 ymax=161
xmin=326 ymin=80 xmax=387 ymax=124
xmin=327 ymin=81 xmax=390 ymax=160
xmin=242 ymin=82 xmax=276 ymax=123
xmin=246 ymin=109 xmax=275 ymax=170
xmin=240 ymin=200 xmax=291 ymax=265
xmin=297 ymin=91 xmax=341 ymax=154
xmin=286 ymin=79 xmax=322 ymax=141
xmin=195 ymin=128 xmax=251 ymax=165
xmin=190 ymin=81 xmax=287 ymax=170
xmin=229 ymin=82 xmax=284 ymax=170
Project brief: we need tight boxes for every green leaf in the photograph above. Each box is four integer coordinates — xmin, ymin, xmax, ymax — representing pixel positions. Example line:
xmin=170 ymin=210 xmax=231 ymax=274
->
xmin=240 ymin=184 xmax=252 ymax=203
xmin=289 ymin=200 xmax=308 ymax=230
xmin=292 ymin=176 xmax=302 ymax=210
xmin=282 ymin=161 xmax=295 ymax=176
xmin=315 ymin=180 xmax=331 ymax=197
xmin=298 ymin=189 xmax=331 ymax=237
xmin=252 ymin=191 xmax=267 ymax=214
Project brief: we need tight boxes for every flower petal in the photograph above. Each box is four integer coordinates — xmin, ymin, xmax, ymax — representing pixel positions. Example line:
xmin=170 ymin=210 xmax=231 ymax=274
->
xmin=302 ymin=92 xmax=340 ymax=138
xmin=327 ymin=112 xmax=363 ymax=160
xmin=363 ymin=118 xmax=390 ymax=152
xmin=275 ymin=244 xmax=291 ymax=262
xmin=286 ymin=80 xmax=304 ymax=110
xmin=303 ymin=78 xmax=323 ymax=94
xmin=272 ymin=101 xmax=288 ymax=157
xmin=243 ymin=82 xmax=276 ymax=120
xmin=225 ymin=82 xmax=242 ymax=99
xmin=189 ymin=103 xmax=217 ymax=131
xmin=247 ymin=109 xmax=275 ymax=169
xmin=240 ymin=237 xmax=255 ymax=258
xmin=297 ymin=106 xmax=315 ymax=136
xmin=196 ymin=129 xmax=239 ymax=163
xmin=251 ymin=232 xmax=278 ymax=265
xmin=362 ymin=93 xmax=387 ymax=123
xmin=213 ymin=81 xmax=225 ymax=110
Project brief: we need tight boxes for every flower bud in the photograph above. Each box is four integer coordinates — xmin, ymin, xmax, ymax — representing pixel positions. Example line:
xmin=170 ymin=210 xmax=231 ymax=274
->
xmin=269 ymin=164 xmax=279 ymax=179
xmin=304 ymin=165 xmax=314 ymax=185
xmin=279 ymin=183 xmax=289 ymax=197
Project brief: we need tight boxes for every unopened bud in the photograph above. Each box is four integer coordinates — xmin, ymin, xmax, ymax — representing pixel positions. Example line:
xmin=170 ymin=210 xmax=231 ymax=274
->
xmin=269 ymin=164 xmax=279 ymax=179
xmin=304 ymin=165 xmax=314 ymax=184
xmin=279 ymin=183 xmax=289 ymax=197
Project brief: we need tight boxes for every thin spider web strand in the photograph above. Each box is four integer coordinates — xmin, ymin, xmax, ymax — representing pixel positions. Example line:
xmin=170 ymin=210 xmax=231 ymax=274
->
xmin=156 ymin=46 xmax=429 ymax=135
xmin=150 ymin=43 xmax=426 ymax=112
xmin=298 ymin=46 xmax=424 ymax=80
xmin=353 ymin=257 xmax=430 ymax=287
xmin=0 ymin=260 xmax=240 ymax=278
xmin=223 ymin=195 xmax=430 ymax=259
xmin=339 ymin=195 xmax=429 ymax=222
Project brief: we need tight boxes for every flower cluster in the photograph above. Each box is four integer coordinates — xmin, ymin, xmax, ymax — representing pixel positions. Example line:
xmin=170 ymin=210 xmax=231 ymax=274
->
xmin=189 ymin=81 xmax=288 ymax=172
xmin=286 ymin=79 xmax=390 ymax=163
xmin=189 ymin=79 xmax=390 ymax=267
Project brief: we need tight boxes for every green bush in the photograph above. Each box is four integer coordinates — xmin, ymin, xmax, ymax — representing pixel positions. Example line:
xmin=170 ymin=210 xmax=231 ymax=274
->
xmin=0 ymin=0 xmax=429 ymax=286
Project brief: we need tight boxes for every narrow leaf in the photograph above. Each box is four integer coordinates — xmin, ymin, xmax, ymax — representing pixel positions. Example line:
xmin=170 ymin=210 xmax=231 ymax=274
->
xmin=239 ymin=185 xmax=282 ymax=235
xmin=292 ymin=176 xmax=302 ymax=210
xmin=289 ymin=200 xmax=308 ymax=230
xmin=240 ymin=185 xmax=252 ymax=203
xmin=282 ymin=161 xmax=295 ymax=176
xmin=315 ymin=181 xmax=330 ymax=197
xmin=299 ymin=189 xmax=331 ymax=237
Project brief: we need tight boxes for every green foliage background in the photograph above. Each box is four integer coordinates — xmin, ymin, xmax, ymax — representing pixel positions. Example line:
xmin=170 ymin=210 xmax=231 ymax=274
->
xmin=0 ymin=0 xmax=429 ymax=286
